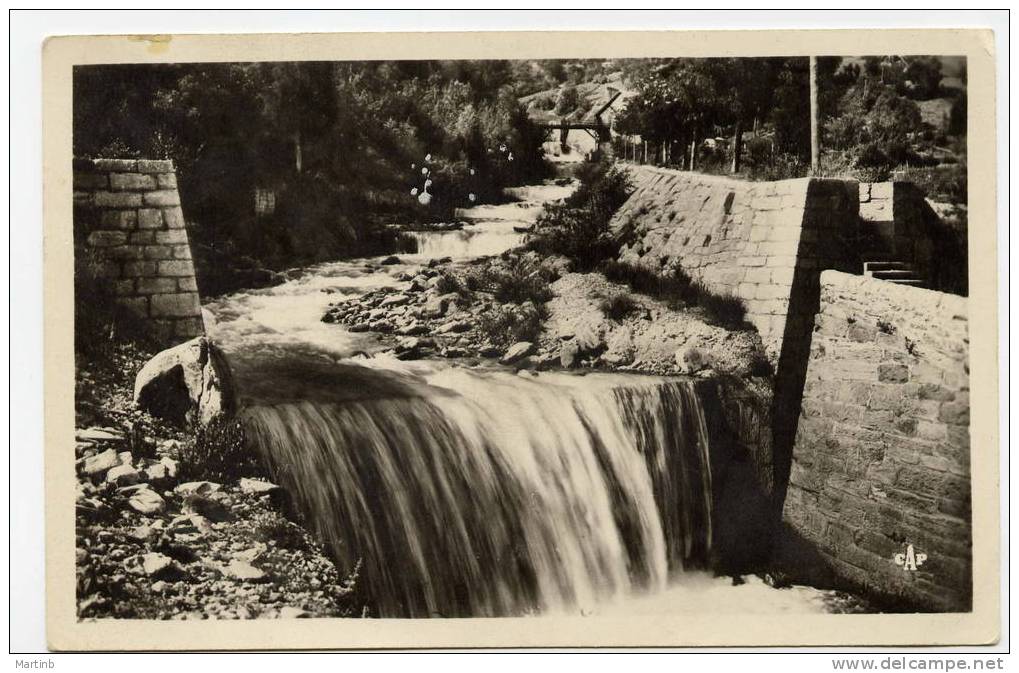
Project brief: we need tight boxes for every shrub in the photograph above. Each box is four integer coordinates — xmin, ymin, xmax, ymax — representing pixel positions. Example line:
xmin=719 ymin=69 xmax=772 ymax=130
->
xmin=600 ymin=260 xmax=749 ymax=330
xmin=527 ymin=160 xmax=632 ymax=270
xmin=253 ymin=511 xmax=308 ymax=551
xmin=434 ymin=271 xmax=463 ymax=295
xmin=895 ymin=164 xmax=967 ymax=204
xmin=175 ymin=417 xmax=262 ymax=483
xmin=477 ymin=301 xmax=546 ymax=348
xmin=465 ymin=256 xmax=555 ymax=305
xmin=598 ymin=293 xmax=639 ymax=321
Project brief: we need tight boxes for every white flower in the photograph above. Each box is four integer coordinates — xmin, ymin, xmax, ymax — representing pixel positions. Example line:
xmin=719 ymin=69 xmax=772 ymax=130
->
xmin=508 ymin=153 xmax=514 ymax=162
xmin=410 ymin=187 xmax=419 ymax=196
xmin=411 ymin=163 xmax=416 ymax=169
xmin=425 ymin=153 xmax=432 ymax=162
xmin=469 ymin=169 xmax=475 ymax=176
xmin=424 ymin=179 xmax=432 ymax=188
xmin=418 ymin=192 xmax=432 ymax=205
xmin=421 ymin=167 xmax=428 ymax=175
xmin=468 ymin=193 xmax=476 ymax=202
xmin=499 ymin=144 xmax=506 ymax=152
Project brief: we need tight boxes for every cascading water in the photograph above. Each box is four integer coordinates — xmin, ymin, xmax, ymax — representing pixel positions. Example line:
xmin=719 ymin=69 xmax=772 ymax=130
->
xmin=205 ymin=179 xmax=856 ymax=618
xmin=244 ymin=370 xmax=713 ymax=617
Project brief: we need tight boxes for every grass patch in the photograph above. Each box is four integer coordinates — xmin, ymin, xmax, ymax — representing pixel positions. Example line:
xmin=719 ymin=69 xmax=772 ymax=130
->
xmin=465 ymin=256 xmax=556 ymax=305
xmin=598 ymin=293 xmax=639 ymax=321
xmin=600 ymin=260 xmax=749 ymax=330
xmin=477 ymin=301 xmax=546 ymax=348
xmin=434 ymin=271 xmax=463 ymax=295
xmin=175 ymin=417 xmax=263 ymax=483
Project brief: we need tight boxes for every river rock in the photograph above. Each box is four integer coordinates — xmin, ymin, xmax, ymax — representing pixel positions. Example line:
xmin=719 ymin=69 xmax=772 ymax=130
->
xmin=436 ymin=319 xmax=470 ymax=334
xmin=559 ymin=341 xmax=580 ymax=368
xmin=396 ymin=322 xmax=428 ymax=336
xmin=422 ymin=293 xmax=456 ymax=318
xmin=238 ymin=478 xmax=280 ymax=495
xmin=500 ymin=342 xmax=535 ymax=365
xmin=137 ymin=552 xmax=185 ymax=580
xmin=379 ymin=293 xmax=410 ymax=308
xmin=225 ymin=560 xmax=267 ymax=582
xmin=128 ymin=489 xmax=166 ymax=515
xmin=134 ymin=336 xmax=236 ymax=427
xmin=175 ymin=481 xmax=222 ymax=497
xmin=105 ymin=464 xmax=141 ymax=487
xmin=380 ymin=255 xmax=401 ymax=265
xmin=278 ymin=606 xmax=309 ymax=619
xmin=675 ymin=346 xmax=708 ymax=374
xmin=603 ymin=328 xmax=635 ymax=366
xmin=82 ymin=448 xmax=121 ymax=477
xmin=76 ymin=428 xmax=125 ymax=443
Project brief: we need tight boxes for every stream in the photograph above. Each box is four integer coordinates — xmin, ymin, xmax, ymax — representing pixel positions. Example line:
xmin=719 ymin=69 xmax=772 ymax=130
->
xmin=203 ymin=181 xmax=860 ymax=618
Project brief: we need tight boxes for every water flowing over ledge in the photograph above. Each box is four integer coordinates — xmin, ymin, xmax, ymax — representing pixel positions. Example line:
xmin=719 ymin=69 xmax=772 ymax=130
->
xmin=244 ymin=370 xmax=714 ymax=617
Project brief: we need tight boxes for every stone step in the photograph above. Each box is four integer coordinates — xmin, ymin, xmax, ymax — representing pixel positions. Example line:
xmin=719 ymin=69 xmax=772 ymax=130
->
xmin=884 ymin=278 xmax=925 ymax=287
xmin=870 ymin=269 xmax=919 ymax=279
xmin=863 ymin=260 xmax=912 ymax=272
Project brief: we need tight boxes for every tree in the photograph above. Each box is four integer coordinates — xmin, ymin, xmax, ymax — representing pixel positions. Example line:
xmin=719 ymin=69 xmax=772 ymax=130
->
xmin=555 ymin=84 xmax=579 ymax=116
xmin=810 ymin=56 xmax=820 ymax=173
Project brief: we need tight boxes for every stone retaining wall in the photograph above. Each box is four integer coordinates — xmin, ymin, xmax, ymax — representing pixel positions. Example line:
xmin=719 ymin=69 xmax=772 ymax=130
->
xmin=859 ymin=181 xmax=968 ymax=295
xmin=73 ymin=158 xmax=204 ymax=345
xmin=782 ymin=271 xmax=970 ymax=611
xmin=612 ymin=166 xmax=860 ymax=360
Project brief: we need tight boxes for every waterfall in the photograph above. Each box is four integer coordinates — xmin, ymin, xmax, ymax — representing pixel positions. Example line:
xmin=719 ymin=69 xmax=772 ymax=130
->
xmin=243 ymin=369 xmax=714 ymax=618
xmin=408 ymin=226 xmax=525 ymax=260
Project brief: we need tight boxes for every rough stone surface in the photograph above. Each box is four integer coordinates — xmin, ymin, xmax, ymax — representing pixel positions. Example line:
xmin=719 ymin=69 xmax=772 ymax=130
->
xmin=500 ymin=341 xmax=535 ymax=365
xmin=74 ymin=157 xmax=204 ymax=345
xmin=133 ymin=336 xmax=236 ymax=426
xmin=612 ymin=166 xmax=860 ymax=361
xmin=782 ymin=271 xmax=970 ymax=611
xmin=128 ymin=489 xmax=166 ymax=515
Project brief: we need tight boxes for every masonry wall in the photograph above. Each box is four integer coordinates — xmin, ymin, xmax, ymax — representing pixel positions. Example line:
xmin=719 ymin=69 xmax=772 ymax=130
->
xmin=859 ymin=181 xmax=968 ymax=295
xmin=612 ymin=166 xmax=860 ymax=361
xmin=782 ymin=271 xmax=970 ymax=611
xmin=73 ymin=158 xmax=204 ymax=346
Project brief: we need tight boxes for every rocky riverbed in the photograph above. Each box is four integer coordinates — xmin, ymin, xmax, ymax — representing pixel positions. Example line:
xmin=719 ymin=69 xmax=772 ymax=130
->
xmin=321 ymin=248 xmax=771 ymax=383
xmin=75 ymin=344 xmax=364 ymax=620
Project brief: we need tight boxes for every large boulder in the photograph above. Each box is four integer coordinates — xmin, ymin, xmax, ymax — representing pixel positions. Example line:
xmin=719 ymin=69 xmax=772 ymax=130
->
xmin=133 ymin=336 xmax=235 ymax=427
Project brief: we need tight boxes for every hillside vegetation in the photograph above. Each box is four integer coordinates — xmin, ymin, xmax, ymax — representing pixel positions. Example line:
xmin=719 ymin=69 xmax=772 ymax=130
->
xmin=74 ymin=61 xmax=552 ymax=295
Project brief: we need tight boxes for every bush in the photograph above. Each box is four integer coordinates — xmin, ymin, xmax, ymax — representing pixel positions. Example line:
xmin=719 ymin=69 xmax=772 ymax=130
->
xmin=477 ymin=301 xmax=546 ymax=348
xmin=253 ymin=511 xmax=308 ymax=551
xmin=465 ymin=256 xmax=556 ymax=305
xmin=175 ymin=417 xmax=262 ymax=483
xmin=896 ymin=164 xmax=967 ymax=204
xmin=527 ymin=160 xmax=633 ymax=270
xmin=600 ymin=260 xmax=749 ymax=330
xmin=434 ymin=271 xmax=463 ymax=295
xmin=598 ymin=293 xmax=638 ymax=321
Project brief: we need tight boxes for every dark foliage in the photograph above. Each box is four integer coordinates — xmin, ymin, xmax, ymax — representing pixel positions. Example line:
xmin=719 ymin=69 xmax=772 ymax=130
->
xmin=74 ymin=60 xmax=551 ymax=282
xmin=600 ymin=260 xmax=749 ymax=330
xmin=598 ymin=293 xmax=639 ymax=321
xmin=465 ymin=256 xmax=556 ymax=305
xmin=527 ymin=160 xmax=633 ymax=270
xmin=477 ymin=301 xmax=547 ymax=348
xmin=175 ymin=417 xmax=263 ymax=483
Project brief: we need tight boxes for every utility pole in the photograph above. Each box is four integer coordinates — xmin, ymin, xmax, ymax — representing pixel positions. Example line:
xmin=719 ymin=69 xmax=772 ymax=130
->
xmin=809 ymin=55 xmax=820 ymax=174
